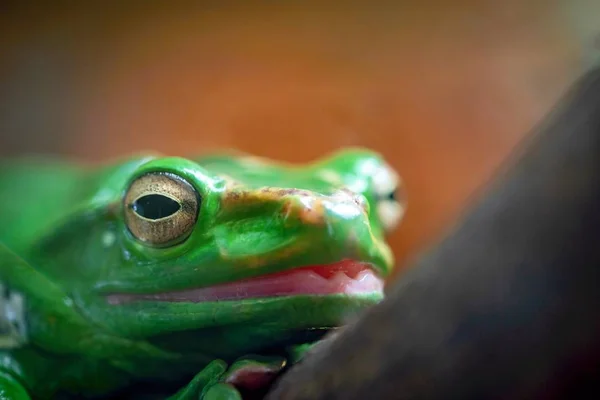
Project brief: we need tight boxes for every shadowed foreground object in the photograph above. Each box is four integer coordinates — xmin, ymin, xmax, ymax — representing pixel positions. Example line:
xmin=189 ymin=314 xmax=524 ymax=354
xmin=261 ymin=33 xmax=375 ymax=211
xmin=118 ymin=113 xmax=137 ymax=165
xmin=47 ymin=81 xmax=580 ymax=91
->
xmin=265 ymin=68 xmax=600 ymax=399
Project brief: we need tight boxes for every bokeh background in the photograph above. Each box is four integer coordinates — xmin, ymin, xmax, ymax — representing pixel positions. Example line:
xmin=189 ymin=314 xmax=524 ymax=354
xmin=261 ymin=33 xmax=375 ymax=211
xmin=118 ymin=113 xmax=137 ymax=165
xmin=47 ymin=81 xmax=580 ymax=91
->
xmin=1 ymin=1 xmax=599 ymax=280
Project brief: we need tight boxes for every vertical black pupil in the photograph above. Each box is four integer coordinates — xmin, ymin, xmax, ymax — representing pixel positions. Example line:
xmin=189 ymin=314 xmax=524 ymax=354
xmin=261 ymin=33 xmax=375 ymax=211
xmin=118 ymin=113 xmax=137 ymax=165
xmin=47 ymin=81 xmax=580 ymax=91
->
xmin=387 ymin=191 xmax=396 ymax=201
xmin=132 ymin=194 xmax=181 ymax=220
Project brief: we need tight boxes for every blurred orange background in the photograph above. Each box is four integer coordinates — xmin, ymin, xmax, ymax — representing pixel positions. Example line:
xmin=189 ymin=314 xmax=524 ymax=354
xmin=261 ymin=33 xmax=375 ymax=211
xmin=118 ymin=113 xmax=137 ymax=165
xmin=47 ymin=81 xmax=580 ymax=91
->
xmin=1 ymin=2 xmax=597 ymax=279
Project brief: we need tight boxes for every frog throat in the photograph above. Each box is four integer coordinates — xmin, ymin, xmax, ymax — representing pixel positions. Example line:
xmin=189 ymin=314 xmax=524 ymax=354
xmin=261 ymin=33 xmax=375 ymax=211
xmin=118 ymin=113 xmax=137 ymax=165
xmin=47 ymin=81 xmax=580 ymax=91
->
xmin=0 ymin=283 xmax=27 ymax=349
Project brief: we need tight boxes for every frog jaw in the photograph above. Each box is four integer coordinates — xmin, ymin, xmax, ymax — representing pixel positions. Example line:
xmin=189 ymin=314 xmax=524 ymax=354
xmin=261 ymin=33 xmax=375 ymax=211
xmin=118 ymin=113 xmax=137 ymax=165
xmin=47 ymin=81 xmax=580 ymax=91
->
xmin=95 ymin=259 xmax=385 ymax=359
xmin=105 ymin=259 xmax=383 ymax=305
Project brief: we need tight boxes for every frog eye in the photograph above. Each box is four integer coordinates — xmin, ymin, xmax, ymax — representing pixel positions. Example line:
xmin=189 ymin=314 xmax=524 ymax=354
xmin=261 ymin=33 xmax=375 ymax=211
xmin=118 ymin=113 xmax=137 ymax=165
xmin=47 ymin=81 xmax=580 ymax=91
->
xmin=124 ymin=172 xmax=200 ymax=247
xmin=372 ymin=165 xmax=406 ymax=233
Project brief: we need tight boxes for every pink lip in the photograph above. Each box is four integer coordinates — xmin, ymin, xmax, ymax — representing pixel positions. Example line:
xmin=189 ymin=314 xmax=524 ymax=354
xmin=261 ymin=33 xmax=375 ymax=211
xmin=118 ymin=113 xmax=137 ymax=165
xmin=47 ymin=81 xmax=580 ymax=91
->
xmin=106 ymin=259 xmax=384 ymax=305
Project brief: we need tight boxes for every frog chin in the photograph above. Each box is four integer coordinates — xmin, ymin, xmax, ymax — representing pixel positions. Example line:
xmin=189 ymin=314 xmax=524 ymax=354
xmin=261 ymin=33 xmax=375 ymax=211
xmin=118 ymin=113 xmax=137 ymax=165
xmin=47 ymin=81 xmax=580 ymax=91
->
xmin=105 ymin=260 xmax=384 ymax=305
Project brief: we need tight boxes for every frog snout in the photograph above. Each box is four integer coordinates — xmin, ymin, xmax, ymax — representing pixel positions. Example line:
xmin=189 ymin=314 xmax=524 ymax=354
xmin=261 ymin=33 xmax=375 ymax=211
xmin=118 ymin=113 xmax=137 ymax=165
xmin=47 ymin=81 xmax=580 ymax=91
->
xmin=326 ymin=188 xmax=370 ymax=218
xmin=280 ymin=188 xmax=370 ymax=228
xmin=220 ymin=186 xmax=370 ymax=228
xmin=218 ymin=186 xmax=389 ymax=270
xmin=283 ymin=188 xmax=389 ymax=269
xmin=344 ymin=188 xmax=369 ymax=211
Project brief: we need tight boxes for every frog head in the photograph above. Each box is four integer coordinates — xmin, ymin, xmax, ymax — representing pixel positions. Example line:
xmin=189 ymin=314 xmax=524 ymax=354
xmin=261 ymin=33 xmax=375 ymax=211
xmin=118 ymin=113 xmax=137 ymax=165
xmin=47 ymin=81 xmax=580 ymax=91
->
xmin=29 ymin=148 xmax=406 ymax=365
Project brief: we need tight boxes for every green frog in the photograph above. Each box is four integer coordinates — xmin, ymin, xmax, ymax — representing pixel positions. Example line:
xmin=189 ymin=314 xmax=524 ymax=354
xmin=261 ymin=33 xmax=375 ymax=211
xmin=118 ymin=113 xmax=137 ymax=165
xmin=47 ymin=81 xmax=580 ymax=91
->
xmin=0 ymin=147 xmax=405 ymax=399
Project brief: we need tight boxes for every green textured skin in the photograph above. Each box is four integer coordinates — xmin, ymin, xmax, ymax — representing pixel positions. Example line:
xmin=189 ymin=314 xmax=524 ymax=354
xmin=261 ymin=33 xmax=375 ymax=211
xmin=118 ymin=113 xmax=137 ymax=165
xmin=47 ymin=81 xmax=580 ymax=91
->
xmin=0 ymin=148 xmax=399 ymax=399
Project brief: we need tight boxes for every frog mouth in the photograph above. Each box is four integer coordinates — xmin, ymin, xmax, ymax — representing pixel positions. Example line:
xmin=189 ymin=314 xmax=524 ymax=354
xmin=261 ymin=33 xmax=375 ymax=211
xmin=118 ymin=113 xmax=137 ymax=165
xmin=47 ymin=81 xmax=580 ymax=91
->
xmin=106 ymin=260 xmax=384 ymax=305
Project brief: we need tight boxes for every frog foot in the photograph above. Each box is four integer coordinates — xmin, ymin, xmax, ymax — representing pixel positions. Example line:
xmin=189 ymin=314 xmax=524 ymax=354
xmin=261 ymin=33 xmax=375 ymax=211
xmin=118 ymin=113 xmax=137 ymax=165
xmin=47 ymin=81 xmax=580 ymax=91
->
xmin=223 ymin=355 xmax=287 ymax=395
xmin=168 ymin=355 xmax=286 ymax=400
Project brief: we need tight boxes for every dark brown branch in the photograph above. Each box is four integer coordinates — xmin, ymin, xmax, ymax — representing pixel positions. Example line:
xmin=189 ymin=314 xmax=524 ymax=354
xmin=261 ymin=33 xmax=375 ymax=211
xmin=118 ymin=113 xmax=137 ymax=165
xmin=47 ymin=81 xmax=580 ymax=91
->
xmin=266 ymin=68 xmax=600 ymax=400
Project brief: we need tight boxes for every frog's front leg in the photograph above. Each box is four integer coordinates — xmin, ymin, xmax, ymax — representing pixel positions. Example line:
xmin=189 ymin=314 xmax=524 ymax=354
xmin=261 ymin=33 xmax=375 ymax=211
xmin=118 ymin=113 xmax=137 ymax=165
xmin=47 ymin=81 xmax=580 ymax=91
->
xmin=167 ymin=360 xmax=227 ymax=400
xmin=0 ymin=371 xmax=31 ymax=400
xmin=169 ymin=356 xmax=286 ymax=400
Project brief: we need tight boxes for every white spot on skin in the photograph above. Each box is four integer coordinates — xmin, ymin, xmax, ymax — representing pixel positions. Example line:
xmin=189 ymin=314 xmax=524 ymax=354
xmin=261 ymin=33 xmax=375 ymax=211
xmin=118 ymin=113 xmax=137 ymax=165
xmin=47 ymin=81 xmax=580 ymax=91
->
xmin=318 ymin=170 xmax=345 ymax=186
xmin=102 ymin=231 xmax=116 ymax=248
xmin=297 ymin=196 xmax=324 ymax=225
xmin=330 ymin=203 xmax=362 ymax=219
xmin=357 ymin=158 xmax=382 ymax=176
xmin=346 ymin=159 xmax=383 ymax=193
xmin=377 ymin=201 xmax=405 ymax=232
xmin=239 ymin=156 xmax=267 ymax=169
xmin=372 ymin=165 xmax=400 ymax=196
xmin=324 ymin=190 xmax=364 ymax=220
xmin=299 ymin=196 xmax=315 ymax=210
xmin=346 ymin=179 xmax=368 ymax=194
xmin=371 ymin=164 xmax=407 ymax=232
